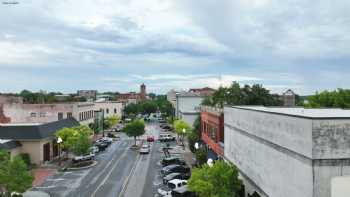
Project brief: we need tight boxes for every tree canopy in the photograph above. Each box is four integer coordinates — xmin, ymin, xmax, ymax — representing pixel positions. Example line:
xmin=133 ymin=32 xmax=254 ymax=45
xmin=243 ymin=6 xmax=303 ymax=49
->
xmin=123 ymin=96 xmax=174 ymax=117
xmin=173 ymin=119 xmax=192 ymax=136
xmin=122 ymin=119 xmax=146 ymax=145
xmin=304 ymin=89 xmax=350 ymax=108
xmin=188 ymin=160 xmax=242 ymax=197
xmin=55 ymin=125 xmax=93 ymax=155
xmin=187 ymin=116 xmax=201 ymax=153
xmin=202 ymin=82 xmax=282 ymax=107
xmin=0 ymin=149 xmax=34 ymax=195
xmin=104 ymin=115 xmax=120 ymax=129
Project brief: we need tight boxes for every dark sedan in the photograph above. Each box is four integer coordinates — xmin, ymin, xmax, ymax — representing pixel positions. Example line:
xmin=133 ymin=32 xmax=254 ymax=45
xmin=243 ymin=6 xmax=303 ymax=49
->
xmin=161 ymin=164 xmax=190 ymax=177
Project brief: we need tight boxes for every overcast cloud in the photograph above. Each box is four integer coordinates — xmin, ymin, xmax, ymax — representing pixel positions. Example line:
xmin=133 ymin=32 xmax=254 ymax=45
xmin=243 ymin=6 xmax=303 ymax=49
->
xmin=1 ymin=0 xmax=349 ymax=94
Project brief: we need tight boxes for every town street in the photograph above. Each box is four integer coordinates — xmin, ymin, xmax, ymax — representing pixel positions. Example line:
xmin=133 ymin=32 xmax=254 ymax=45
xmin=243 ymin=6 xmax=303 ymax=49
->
xmin=34 ymin=122 xmax=165 ymax=197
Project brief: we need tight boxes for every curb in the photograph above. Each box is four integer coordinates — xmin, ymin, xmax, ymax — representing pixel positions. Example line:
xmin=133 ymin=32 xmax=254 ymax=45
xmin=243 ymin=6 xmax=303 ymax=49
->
xmin=63 ymin=160 xmax=98 ymax=171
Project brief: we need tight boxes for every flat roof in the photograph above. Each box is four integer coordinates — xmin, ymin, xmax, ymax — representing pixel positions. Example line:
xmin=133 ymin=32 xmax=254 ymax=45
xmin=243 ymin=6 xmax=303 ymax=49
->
xmin=229 ymin=106 xmax=350 ymax=119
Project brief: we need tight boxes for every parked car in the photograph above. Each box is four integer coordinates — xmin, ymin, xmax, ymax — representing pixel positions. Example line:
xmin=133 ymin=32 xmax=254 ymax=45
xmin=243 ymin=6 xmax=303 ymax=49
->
xmin=171 ymin=185 xmax=196 ymax=197
xmin=72 ymin=153 xmax=95 ymax=163
xmin=96 ymin=137 xmax=113 ymax=145
xmin=140 ymin=144 xmax=150 ymax=154
xmin=89 ymin=146 xmax=99 ymax=154
xmin=163 ymin=173 xmax=191 ymax=184
xmin=94 ymin=141 xmax=108 ymax=151
xmin=162 ymin=157 xmax=187 ymax=167
xmin=159 ymin=134 xmax=176 ymax=142
xmin=158 ymin=179 xmax=187 ymax=196
xmin=161 ymin=164 xmax=190 ymax=176
xmin=147 ymin=136 xmax=155 ymax=142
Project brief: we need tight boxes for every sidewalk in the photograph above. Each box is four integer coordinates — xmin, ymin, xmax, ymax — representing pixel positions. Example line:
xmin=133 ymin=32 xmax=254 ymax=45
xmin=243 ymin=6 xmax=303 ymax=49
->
xmin=32 ymin=168 xmax=57 ymax=187
xmin=181 ymin=139 xmax=196 ymax=168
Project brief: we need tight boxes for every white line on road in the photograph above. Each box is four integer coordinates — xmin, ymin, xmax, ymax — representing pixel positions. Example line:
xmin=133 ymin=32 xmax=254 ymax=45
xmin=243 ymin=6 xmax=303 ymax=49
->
xmin=90 ymin=146 xmax=130 ymax=197
xmin=118 ymin=154 xmax=142 ymax=197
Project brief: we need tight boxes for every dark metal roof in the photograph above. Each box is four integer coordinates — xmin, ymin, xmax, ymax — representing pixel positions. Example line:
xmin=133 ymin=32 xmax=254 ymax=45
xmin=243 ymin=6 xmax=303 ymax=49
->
xmin=0 ymin=140 xmax=21 ymax=150
xmin=0 ymin=118 xmax=80 ymax=140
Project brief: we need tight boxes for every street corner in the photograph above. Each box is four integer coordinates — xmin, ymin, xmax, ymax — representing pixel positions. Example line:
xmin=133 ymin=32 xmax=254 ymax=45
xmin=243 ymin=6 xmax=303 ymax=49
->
xmin=32 ymin=168 xmax=57 ymax=187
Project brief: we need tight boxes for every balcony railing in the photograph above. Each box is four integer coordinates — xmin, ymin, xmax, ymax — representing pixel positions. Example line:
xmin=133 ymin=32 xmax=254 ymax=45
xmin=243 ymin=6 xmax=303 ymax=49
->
xmin=200 ymin=105 xmax=223 ymax=115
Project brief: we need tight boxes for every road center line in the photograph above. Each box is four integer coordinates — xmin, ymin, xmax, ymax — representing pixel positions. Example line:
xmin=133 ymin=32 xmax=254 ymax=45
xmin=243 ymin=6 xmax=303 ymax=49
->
xmin=118 ymin=154 xmax=142 ymax=197
xmin=90 ymin=145 xmax=130 ymax=197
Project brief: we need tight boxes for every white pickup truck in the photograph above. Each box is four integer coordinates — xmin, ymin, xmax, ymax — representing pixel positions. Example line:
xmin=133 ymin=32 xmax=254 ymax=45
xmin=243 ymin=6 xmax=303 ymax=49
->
xmin=157 ymin=179 xmax=187 ymax=196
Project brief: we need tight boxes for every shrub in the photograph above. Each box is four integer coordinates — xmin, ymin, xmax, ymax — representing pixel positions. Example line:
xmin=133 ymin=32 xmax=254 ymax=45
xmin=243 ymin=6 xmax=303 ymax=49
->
xmin=18 ymin=153 xmax=31 ymax=167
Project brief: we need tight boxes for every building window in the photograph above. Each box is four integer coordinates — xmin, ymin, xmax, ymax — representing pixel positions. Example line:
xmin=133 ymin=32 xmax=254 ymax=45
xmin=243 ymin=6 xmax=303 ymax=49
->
xmin=58 ymin=112 xmax=63 ymax=120
xmin=30 ymin=112 xmax=37 ymax=117
xmin=106 ymin=109 xmax=109 ymax=114
xmin=40 ymin=112 xmax=46 ymax=117
xmin=114 ymin=108 xmax=117 ymax=114
xmin=67 ymin=112 xmax=73 ymax=118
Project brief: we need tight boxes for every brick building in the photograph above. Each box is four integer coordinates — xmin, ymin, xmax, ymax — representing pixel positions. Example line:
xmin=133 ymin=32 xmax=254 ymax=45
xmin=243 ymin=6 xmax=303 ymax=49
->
xmin=117 ymin=84 xmax=147 ymax=104
xmin=189 ymin=87 xmax=216 ymax=96
xmin=200 ymin=106 xmax=224 ymax=159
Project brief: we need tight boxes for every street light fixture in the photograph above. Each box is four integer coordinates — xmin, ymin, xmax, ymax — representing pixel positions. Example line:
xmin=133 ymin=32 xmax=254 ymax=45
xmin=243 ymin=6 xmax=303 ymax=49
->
xmin=182 ymin=128 xmax=186 ymax=148
xmin=207 ymin=158 xmax=214 ymax=167
xmin=57 ymin=137 xmax=63 ymax=166
xmin=194 ymin=142 xmax=199 ymax=150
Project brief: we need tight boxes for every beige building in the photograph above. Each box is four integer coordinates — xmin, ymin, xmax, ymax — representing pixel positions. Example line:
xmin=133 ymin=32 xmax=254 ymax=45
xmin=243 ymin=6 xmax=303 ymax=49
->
xmin=0 ymin=96 xmax=124 ymax=125
xmin=0 ymin=119 xmax=80 ymax=165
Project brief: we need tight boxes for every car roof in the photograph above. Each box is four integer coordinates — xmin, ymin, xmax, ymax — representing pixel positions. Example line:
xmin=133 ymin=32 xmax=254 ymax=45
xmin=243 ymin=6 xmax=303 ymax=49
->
xmin=164 ymin=164 xmax=181 ymax=169
xmin=172 ymin=185 xmax=190 ymax=193
xmin=164 ymin=157 xmax=180 ymax=161
xmin=165 ymin=172 xmax=181 ymax=178
xmin=169 ymin=179 xmax=186 ymax=185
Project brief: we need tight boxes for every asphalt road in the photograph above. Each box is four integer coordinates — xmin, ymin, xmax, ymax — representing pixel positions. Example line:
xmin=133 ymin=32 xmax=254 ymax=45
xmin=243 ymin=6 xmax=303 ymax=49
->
xmin=34 ymin=122 xmax=166 ymax=197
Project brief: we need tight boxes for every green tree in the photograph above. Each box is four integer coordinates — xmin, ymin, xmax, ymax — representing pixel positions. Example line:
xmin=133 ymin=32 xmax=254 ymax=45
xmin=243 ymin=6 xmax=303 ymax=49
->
xmin=122 ymin=119 xmax=145 ymax=146
xmin=0 ymin=150 xmax=34 ymax=196
xmin=71 ymin=132 xmax=91 ymax=155
xmin=104 ymin=115 xmax=120 ymax=129
xmin=124 ymin=103 xmax=140 ymax=117
xmin=140 ymin=101 xmax=158 ymax=114
xmin=305 ymin=89 xmax=350 ymax=108
xmin=194 ymin=147 xmax=207 ymax=166
xmin=188 ymin=160 xmax=242 ymax=197
xmin=188 ymin=116 xmax=201 ymax=153
xmin=173 ymin=119 xmax=192 ymax=136
xmin=204 ymin=82 xmax=282 ymax=107
xmin=55 ymin=125 xmax=93 ymax=156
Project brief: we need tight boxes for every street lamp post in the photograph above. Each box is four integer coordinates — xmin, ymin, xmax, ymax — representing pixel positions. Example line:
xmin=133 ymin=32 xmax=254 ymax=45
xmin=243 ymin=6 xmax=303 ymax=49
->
xmin=182 ymin=128 xmax=186 ymax=149
xmin=57 ymin=137 xmax=63 ymax=166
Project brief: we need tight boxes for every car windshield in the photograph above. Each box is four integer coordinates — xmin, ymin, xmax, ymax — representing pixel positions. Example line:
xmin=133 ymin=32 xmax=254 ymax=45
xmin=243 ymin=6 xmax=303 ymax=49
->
xmin=168 ymin=183 xmax=176 ymax=189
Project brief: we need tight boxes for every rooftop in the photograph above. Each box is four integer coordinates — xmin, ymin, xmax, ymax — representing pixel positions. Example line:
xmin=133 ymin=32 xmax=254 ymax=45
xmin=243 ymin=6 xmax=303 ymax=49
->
xmin=0 ymin=118 xmax=80 ymax=140
xmin=0 ymin=139 xmax=21 ymax=150
xmin=230 ymin=106 xmax=350 ymax=119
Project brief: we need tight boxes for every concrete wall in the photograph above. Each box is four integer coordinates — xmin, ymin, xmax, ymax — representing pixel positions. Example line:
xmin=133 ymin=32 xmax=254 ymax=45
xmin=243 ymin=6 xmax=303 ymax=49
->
xmin=312 ymin=119 xmax=350 ymax=159
xmin=20 ymin=140 xmax=49 ymax=165
xmin=3 ymin=103 xmax=74 ymax=123
xmin=179 ymin=113 xmax=198 ymax=127
xmin=224 ymin=107 xmax=314 ymax=197
xmin=312 ymin=119 xmax=350 ymax=197
xmin=177 ymin=96 xmax=203 ymax=115
xmin=94 ymin=102 xmax=123 ymax=118
xmin=224 ymin=107 xmax=350 ymax=197
xmin=225 ymin=107 xmax=313 ymax=158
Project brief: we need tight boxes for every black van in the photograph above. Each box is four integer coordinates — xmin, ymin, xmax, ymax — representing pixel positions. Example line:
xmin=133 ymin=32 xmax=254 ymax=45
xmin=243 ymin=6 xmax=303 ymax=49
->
xmin=171 ymin=186 xmax=196 ymax=197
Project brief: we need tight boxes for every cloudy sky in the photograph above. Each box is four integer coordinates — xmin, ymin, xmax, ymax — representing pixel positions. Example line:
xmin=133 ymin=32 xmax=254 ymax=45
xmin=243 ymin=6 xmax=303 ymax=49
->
xmin=1 ymin=0 xmax=350 ymax=95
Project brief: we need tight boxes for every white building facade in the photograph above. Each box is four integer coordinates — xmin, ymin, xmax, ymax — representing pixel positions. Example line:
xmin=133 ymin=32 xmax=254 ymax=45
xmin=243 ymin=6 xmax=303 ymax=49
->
xmin=1 ymin=98 xmax=123 ymax=125
xmin=224 ymin=106 xmax=350 ymax=197
xmin=176 ymin=92 xmax=205 ymax=126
